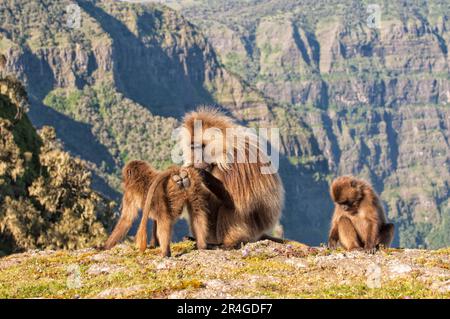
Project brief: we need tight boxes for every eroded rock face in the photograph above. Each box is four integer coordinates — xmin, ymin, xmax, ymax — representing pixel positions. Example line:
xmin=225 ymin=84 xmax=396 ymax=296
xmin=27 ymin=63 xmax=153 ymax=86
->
xmin=0 ymin=1 xmax=272 ymax=120
xmin=171 ymin=0 xmax=450 ymax=248
xmin=1 ymin=0 xmax=450 ymax=248
xmin=183 ymin=4 xmax=450 ymax=109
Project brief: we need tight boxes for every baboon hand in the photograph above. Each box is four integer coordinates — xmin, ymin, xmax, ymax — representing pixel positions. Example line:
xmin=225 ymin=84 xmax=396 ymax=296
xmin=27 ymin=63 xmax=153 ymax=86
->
xmin=172 ymin=169 xmax=190 ymax=189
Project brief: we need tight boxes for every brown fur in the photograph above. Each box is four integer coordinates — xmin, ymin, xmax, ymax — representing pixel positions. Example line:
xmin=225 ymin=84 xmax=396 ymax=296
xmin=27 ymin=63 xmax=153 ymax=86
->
xmin=103 ymin=160 xmax=157 ymax=250
xmin=136 ymin=166 xmax=211 ymax=257
xmin=181 ymin=107 xmax=285 ymax=248
xmin=104 ymin=160 xmax=211 ymax=257
xmin=328 ymin=176 xmax=394 ymax=253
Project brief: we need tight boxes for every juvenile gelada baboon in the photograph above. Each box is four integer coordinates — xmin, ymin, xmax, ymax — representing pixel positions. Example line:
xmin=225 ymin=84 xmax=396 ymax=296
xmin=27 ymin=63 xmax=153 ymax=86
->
xmin=328 ymin=176 xmax=394 ymax=253
xmin=181 ymin=107 xmax=285 ymax=248
xmin=104 ymin=160 xmax=220 ymax=257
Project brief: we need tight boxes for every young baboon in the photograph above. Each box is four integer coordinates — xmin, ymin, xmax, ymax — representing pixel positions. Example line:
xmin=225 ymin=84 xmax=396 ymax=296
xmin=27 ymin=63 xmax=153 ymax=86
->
xmin=181 ymin=107 xmax=285 ymax=248
xmin=135 ymin=165 xmax=212 ymax=257
xmin=103 ymin=160 xmax=158 ymax=250
xmin=104 ymin=161 xmax=214 ymax=257
xmin=328 ymin=176 xmax=394 ymax=253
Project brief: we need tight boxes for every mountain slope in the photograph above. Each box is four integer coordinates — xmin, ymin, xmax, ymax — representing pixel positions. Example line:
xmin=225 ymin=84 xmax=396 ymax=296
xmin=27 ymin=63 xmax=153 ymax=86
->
xmin=165 ymin=0 xmax=450 ymax=248
xmin=0 ymin=0 xmax=276 ymax=189
xmin=2 ymin=0 xmax=450 ymax=248
xmin=0 ymin=73 xmax=115 ymax=255
xmin=0 ymin=0 xmax=330 ymax=245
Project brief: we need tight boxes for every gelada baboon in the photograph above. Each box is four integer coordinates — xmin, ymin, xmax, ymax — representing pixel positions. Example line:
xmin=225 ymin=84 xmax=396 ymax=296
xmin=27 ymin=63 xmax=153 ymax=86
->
xmin=328 ymin=176 xmax=394 ymax=253
xmin=104 ymin=160 xmax=157 ymax=250
xmin=104 ymin=161 xmax=213 ymax=257
xmin=135 ymin=165 xmax=213 ymax=257
xmin=180 ymin=107 xmax=285 ymax=248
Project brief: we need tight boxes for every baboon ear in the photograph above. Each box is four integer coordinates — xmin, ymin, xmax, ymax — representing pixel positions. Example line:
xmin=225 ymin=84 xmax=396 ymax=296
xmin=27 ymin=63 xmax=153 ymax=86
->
xmin=350 ymin=180 xmax=357 ymax=188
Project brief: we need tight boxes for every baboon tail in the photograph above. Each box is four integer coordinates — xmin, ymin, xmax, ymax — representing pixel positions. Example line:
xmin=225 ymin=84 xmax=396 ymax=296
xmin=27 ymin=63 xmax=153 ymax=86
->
xmin=259 ymin=233 xmax=287 ymax=244
xmin=103 ymin=201 xmax=140 ymax=250
xmin=136 ymin=170 xmax=173 ymax=252
xmin=104 ymin=160 xmax=156 ymax=250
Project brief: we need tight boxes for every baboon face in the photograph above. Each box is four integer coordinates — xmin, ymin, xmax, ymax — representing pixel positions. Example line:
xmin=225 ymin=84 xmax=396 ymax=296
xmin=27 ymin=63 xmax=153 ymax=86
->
xmin=186 ymin=139 xmax=212 ymax=170
xmin=182 ymin=112 xmax=231 ymax=171
xmin=184 ymin=137 xmax=215 ymax=171
xmin=331 ymin=176 xmax=362 ymax=213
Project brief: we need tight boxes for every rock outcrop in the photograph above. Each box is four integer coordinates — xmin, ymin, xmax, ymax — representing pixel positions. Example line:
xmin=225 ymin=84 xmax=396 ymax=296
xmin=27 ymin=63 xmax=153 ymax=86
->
xmin=0 ymin=240 xmax=449 ymax=298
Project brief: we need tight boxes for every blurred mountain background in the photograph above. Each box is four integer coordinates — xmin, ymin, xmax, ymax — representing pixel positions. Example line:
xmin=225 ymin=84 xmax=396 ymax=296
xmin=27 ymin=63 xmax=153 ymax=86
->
xmin=1 ymin=0 xmax=449 ymax=250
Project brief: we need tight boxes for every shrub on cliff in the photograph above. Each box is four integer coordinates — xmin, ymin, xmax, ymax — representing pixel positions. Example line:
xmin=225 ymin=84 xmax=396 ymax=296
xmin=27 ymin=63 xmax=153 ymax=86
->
xmin=0 ymin=81 xmax=116 ymax=254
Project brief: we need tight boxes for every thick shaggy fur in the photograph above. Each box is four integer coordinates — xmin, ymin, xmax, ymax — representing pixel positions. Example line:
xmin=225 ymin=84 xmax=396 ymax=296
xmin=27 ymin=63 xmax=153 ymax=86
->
xmin=181 ymin=107 xmax=285 ymax=247
xmin=136 ymin=165 xmax=210 ymax=257
xmin=104 ymin=161 xmax=210 ymax=257
xmin=328 ymin=176 xmax=394 ymax=253
xmin=104 ymin=160 xmax=157 ymax=250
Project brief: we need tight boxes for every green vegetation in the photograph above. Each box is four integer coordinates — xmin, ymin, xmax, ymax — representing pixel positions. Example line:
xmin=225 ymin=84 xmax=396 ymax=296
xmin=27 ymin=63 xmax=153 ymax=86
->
xmin=1 ymin=0 xmax=450 ymax=248
xmin=428 ymin=209 xmax=450 ymax=249
xmin=43 ymin=83 xmax=178 ymax=191
xmin=0 ymin=77 xmax=115 ymax=255
xmin=43 ymin=89 xmax=82 ymax=115
xmin=0 ymin=241 xmax=449 ymax=299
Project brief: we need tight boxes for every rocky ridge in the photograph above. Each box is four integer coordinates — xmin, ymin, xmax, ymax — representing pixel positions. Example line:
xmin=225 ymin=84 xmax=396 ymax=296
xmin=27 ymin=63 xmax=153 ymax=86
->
xmin=0 ymin=240 xmax=449 ymax=298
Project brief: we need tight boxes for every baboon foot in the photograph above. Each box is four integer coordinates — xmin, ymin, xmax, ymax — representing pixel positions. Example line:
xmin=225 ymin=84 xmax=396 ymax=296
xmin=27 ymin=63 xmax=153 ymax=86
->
xmin=149 ymin=240 xmax=159 ymax=248
xmin=183 ymin=236 xmax=219 ymax=250
xmin=185 ymin=235 xmax=208 ymax=250
xmin=221 ymin=241 xmax=245 ymax=250
xmin=206 ymin=243 xmax=222 ymax=250
xmin=196 ymin=241 xmax=207 ymax=250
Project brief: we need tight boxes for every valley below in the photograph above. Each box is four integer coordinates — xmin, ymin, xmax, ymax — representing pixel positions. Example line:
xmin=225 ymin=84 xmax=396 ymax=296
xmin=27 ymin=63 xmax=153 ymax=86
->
xmin=0 ymin=0 xmax=450 ymax=249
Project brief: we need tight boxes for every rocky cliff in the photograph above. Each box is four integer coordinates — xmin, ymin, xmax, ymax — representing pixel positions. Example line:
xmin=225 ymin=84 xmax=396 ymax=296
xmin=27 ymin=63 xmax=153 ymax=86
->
xmin=0 ymin=0 xmax=279 ymax=193
xmin=0 ymin=0 xmax=328 ymax=246
xmin=1 ymin=0 xmax=450 ymax=248
xmin=164 ymin=0 xmax=450 ymax=248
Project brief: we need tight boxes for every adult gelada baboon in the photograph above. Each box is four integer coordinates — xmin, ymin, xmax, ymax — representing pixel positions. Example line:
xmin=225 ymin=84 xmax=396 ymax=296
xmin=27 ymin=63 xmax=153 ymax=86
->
xmin=180 ymin=107 xmax=285 ymax=248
